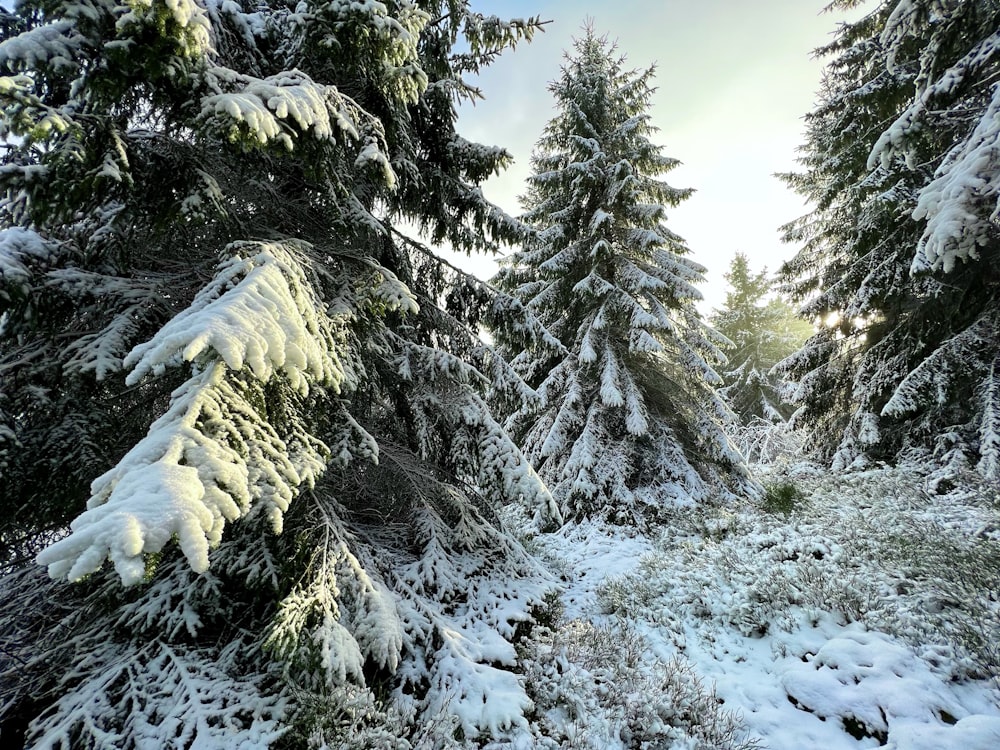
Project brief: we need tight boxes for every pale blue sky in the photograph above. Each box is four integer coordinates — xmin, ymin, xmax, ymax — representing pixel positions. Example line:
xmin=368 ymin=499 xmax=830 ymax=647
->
xmin=453 ymin=1 xmax=863 ymax=313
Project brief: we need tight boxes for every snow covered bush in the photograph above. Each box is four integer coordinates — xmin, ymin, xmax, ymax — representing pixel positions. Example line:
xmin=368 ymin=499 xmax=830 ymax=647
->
xmin=878 ymin=514 xmax=1000 ymax=684
xmin=492 ymin=27 xmax=752 ymax=522
xmin=0 ymin=0 xmax=563 ymax=744
xmin=515 ymin=618 xmax=761 ymax=749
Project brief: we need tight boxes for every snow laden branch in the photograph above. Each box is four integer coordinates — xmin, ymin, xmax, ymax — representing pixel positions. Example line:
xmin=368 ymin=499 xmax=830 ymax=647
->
xmin=394 ymin=334 xmax=561 ymax=527
xmin=869 ymin=8 xmax=1000 ymax=273
xmin=124 ymin=242 xmax=347 ymax=392
xmin=198 ymin=0 xmax=432 ymax=162
xmin=28 ymin=637 xmax=285 ymax=749
xmin=116 ymin=0 xmax=213 ymax=58
xmin=200 ymin=67 xmax=397 ymax=189
xmin=881 ymin=314 xmax=997 ymax=418
xmin=910 ymin=84 xmax=1000 ymax=273
xmin=0 ymin=19 xmax=84 ymax=78
xmin=264 ymin=523 xmax=404 ymax=690
xmin=0 ymin=227 xmax=57 ymax=287
xmin=299 ymin=0 xmax=431 ymax=102
xmin=37 ymin=242 xmax=352 ymax=584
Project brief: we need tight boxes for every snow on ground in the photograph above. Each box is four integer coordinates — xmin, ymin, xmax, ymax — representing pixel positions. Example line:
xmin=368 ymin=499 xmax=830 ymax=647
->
xmin=506 ymin=463 xmax=1000 ymax=748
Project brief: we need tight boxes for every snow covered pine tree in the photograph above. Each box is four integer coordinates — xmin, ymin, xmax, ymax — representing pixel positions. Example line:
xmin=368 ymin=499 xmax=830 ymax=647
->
xmin=0 ymin=1 xmax=563 ymax=746
xmin=710 ymin=253 xmax=811 ymax=425
xmin=493 ymin=28 xmax=751 ymax=524
xmin=779 ymin=0 xmax=1000 ymax=478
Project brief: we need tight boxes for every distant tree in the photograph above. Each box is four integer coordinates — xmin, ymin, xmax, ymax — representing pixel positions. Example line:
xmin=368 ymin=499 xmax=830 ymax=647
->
xmin=779 ymin=0 xmax=1000 ymax=477
xmin=494 ymin=28 xmax=751 ymax=523
xmin=711 ymin=253 xmax=812 ymax=424
xmin=0 ymin=1 xmax=561 ymax=745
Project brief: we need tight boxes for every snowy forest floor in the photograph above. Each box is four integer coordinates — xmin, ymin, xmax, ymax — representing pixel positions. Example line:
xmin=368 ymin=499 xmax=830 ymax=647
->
xmin=493 ymin=464 xmax=1000 ymax=749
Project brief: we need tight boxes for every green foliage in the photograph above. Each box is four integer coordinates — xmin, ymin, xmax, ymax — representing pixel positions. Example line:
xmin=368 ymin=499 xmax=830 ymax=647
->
xmin=762 ymin=480 xmax=804 ymax=515
xmin=530 ymin=589 xmax=566 ymax=632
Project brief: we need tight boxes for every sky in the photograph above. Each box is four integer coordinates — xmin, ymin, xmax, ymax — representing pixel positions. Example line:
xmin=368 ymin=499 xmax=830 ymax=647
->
xmin=448 ymin=0 xmax=863 ymax=314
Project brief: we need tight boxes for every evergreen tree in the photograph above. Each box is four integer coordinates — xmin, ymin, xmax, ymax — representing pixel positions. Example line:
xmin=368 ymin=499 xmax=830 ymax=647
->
xmin=779 ymin=0 xmax=1000 ymax=476
xmin=0 ymin=1 xmax=562 ymax=745
xmin=710 ymin=253 xmax=812 ymax=424
xmin=494 ymin=28 xmax=750 ymax=523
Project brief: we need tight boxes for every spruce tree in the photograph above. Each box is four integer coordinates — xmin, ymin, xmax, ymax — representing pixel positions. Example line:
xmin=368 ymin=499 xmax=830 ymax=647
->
xmin=710 ymin=253 xmax=812 ymax=424
xmin=494 ymin=28 xmax=750 ymax=523
xmin=779 ymin=0 xmax=1000 ymax=476
xmin=0 ymin=1 xmax=561 ymax=745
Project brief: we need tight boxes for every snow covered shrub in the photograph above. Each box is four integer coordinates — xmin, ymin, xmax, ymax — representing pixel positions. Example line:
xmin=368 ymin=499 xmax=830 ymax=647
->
xmin=652 ymin=656 xmax=763 ymax=750
xmin=517 ymin=619 xmax=761 ymax=749
xmin=275 ymin=684 xmax=406 ymax=750
xmin=598 ymin=498 xmax=885 ymax=640
xmin=756 ymin=466 xmax=1000 ymax=684
xmin=278 ymin=684 xmax=466 ymax=750
xmin=530 ymin=589 xmax=566 ymax=633
xmin=879 ymin=517 xmax=1000 ymax=684
xmin=596 ymin=570 xmax=658 ymax=616
xmin=505 ymin=465 xmax=999 ymax=749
